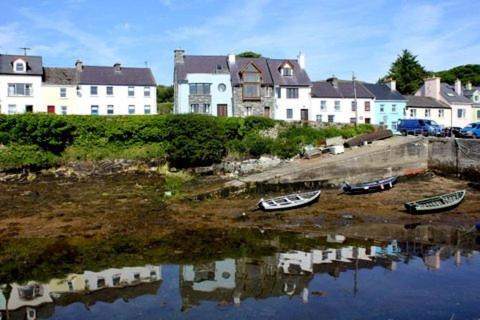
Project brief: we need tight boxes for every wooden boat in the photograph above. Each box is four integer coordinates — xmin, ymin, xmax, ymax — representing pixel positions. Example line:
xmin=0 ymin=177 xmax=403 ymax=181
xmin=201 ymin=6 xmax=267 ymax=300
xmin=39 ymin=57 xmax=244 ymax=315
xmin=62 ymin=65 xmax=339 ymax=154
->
xmin=404 ymin=190 xmax=466 ymax=214
xmin=342 ymin=176 xmax=397 ymax=194
xmin=257 ymin=190 xmax=321 ymax=212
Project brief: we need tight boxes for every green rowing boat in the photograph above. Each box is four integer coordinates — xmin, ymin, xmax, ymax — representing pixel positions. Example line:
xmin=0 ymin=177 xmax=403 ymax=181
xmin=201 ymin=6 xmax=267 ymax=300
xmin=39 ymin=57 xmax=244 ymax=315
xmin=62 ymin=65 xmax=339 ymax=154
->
xmin=405 ymin=190 xmax=466 ymax=214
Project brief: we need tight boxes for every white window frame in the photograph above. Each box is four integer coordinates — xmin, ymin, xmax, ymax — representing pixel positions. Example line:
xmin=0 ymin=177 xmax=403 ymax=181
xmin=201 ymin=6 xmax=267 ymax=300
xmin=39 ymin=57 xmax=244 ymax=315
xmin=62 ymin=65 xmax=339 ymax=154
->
xmin=320 ymin=100 xmax=327 ymax=111
xmin=379 ymin=104 xmax=385 ymax=113
xmin=144 ymin=86 xmax=151 ymax=97
xmin=392 ymin=104 xmax=397 ymax=113
xmin=90 ymin=86 xmax=98 ymax=96
xmin=286 ymin=108 xmax=293 ymax=119
xmin=144 ymin=105 xmax=151 ymax=114
xmin=438 ymin=109 xmax=444 ymax=118
xmin=316 ymin=114 xmax=322 ymax=123
xmin=60 ymin=87 xmax=67 ymax=98
xmin=107 ymin=105 xmax=114 ymax=115
xmin=14 ymin=59 xmax=26 ymax=73
xmin=61 ymin=106 xmax=67 ymax=115
xmin=425 ymin=109 xmax=431 ymax=118
xmin=8 ymin=104 xmax=17 ymax=114
xmin=106 ymin=86 xmax=114 ymax=96
xmin=128 ymin=105 xmax=135 ymax=114
xmin=334 ymin=101 xmax=341 ymax=111
xmin=245 ymin=106 xmax=252 ymax=116
xmin=128 ymin=86 xmax=135 ymax=97
xmin=91 ymin=105 xmax=99 ymax=115
xmin=286 ymin=88 xmax=299 ymax=99
xmin=457 ymin=108 xmax=466 ymax=119
xmin=8 ymin=83 xmax=33 ymax=97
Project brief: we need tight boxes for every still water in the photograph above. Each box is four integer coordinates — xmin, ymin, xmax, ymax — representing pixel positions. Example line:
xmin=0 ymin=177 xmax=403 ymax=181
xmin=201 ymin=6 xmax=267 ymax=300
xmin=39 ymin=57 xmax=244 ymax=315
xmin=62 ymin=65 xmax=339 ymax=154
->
xmin=2 ymin=233 xmax=480 ymax=319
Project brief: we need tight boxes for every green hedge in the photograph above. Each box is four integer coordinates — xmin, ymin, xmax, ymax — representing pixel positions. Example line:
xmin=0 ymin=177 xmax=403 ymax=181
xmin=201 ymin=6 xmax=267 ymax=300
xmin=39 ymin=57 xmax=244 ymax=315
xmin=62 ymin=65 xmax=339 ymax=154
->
xmin=0 ymin=114 xmax=374 ymax=169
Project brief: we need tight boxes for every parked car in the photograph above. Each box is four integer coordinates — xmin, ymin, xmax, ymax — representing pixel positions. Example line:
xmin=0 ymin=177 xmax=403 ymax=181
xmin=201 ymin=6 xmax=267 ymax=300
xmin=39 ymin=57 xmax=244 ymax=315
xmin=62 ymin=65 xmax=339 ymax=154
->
xmin=459 ymin=123 xmax=480 ymax=138
xmin=442 ymin=127 xmax=462 ymax=137
xmin=397 ymin=119 xmax=443 ymax=136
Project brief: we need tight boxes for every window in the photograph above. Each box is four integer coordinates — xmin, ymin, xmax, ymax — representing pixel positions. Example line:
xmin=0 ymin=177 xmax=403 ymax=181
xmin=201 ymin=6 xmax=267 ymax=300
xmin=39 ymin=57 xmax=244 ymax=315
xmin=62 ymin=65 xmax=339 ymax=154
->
xmin=392 ymin=104 xmax=397 ymax=113
xmin=106 ymin=86 xmax=114 ymax=96
xmin=189 ymin=83 xmax=211 ymax=95
xmin=60 ymin=87 xmax=67 ymax=98
xmin=244 ymin=84 xmax=260 ymax=98
xmin=218 ymin=83 xmax=226 ymax=92
xmin=67 ymin=281 xmax=74 ymax=291
xmin=61 ymin=106 xmax=67 ymax=115
xmin=91 ymin=105 xmax=99 ymax=115
xmin=286 ymin=88 xmax=299 ymax=99
xmin=410 ymin=108 xmax=416 ymax=117
xmin=245 ymin=106 xmax=252 ymax=116
xmin=425 ymin=109 xmax=431 ymax=117
xmin=8 ymin=83 xmax=33 ymax=96
xmin=334 ymin=101 xmax=341 ymax=111
xmin=128 ymin=105 xmax=135 ymax=114
xmin=90 ymin=86 xmax=98 ymax=96
xmin=328 ymin=115 xmax=335 ymax=123
xmin=457 ymin=108 xmax=466 ymax=119
xmin=350 ymin=117 xmax=357 ymax=124
xmin=316 ymin=114 xmax=322 ymax=123
xmin=144 ymin=86 xmax=151 ymax=97
xmin=282 ymin=67 xmax=293 ymax=76
xmin=112 ymin=275 xmax=121 ymax=286
xmin=286 ymin=109 xmax=293 ymax=119
xmin=438 ymin=109 xmax=444 ymax=118
xmin=365 ymin=117 xmax=371 ymax=124
xmin=351 ymin=101 xmax=357 ymax=112
xmin=243 ymin=72 xmax=260 ymax=82
xmin=190 ymin=104 xmax=210 ymax=114
xmin=8 ymin=104 xmax=16 ymax=114
xmin=97 ymin=278 xmax=106 ymax=288
xmin=134 ymin=273 xmax=141 ymax=281
xmin=144 ymin=105 xmax=151 ymax=114
xmin=265 ymin=87 xmax=272 ymax=98
xmin=364 ymin=101 xmax=370 ymax=112
xmin=475 ymin=95 xmax=479 ymax=102
xmin=107 ymin=105 xmax=114 ymax=115
xmin=391 ymin=121 xmax=398 ymax=130
xmin=15 ymin=62 xmax=25 ymax=72
xmin=320 ymin=100 xmax=327 ymax=111
xmin=379 ymin=104 xmax=385 ymax=113
xmin=128 ymin=86 xmax=135 ymax=97
xmin=276 ymin=87 xmax=281 ymax=98
xmin=477 ymin=110 xmax=480 ymax=119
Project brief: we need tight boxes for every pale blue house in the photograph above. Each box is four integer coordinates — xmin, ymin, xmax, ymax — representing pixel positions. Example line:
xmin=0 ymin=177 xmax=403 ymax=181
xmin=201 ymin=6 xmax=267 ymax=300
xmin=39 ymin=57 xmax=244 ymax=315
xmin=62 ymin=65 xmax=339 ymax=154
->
xmin=363 ymin=80 xmax=406 ymax=131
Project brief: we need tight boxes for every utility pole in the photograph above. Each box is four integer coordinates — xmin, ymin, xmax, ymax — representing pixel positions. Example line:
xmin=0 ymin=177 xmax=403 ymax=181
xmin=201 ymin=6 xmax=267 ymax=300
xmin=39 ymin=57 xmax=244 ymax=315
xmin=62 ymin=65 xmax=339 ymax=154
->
xmin=20 ymin=47 xmax=31 ymax=56
xmin=353 ymin=72 xmax=358 ymax=126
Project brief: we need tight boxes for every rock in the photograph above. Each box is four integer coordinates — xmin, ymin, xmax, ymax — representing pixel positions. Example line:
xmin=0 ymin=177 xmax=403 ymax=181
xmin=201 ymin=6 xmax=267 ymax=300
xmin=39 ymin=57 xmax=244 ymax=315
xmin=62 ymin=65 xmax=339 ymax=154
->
xmin=311 ymin=291 xmax=327 ymax=297
xmin=194 ymin=165 xmax=214 ymax=175
xmin=164 ymin=191 xmax=172 ymax=197
xmin=342 ymin=214 xmax=354 ymax=220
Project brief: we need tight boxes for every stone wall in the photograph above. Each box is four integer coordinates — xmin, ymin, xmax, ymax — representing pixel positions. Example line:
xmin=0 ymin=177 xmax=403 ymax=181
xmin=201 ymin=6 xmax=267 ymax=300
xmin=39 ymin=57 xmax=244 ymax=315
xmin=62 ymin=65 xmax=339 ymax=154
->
xmin=232 ymin=86 xmax=275 ymax=117
xmin=428 ymin=138 xmax=480 ymax=179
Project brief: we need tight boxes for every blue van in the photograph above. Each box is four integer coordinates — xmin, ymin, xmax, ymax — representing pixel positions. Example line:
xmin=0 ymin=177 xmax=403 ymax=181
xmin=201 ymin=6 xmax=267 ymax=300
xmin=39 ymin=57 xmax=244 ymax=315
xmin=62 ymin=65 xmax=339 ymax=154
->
xmin=397 ymin=119 xmax=442 ymax=136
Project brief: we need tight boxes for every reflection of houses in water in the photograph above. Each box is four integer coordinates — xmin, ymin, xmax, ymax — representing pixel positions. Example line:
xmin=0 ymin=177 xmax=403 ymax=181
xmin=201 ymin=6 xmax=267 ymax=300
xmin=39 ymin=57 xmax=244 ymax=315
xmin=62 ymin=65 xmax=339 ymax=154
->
xmin=2 ymin=265 xmax=162 ymax=320
xmin=182 ymin=259 xmax=236 ymax=293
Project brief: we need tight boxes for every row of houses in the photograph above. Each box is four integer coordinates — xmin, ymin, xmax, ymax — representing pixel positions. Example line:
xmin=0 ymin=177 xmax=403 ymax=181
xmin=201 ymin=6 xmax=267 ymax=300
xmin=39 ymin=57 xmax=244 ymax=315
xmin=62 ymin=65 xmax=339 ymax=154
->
xmin=174 ymin=49 xmax=480 ymax=129
xmin=0 ymin=54 xmax=157 ymax=115
xmin=2 ymin=51 xmax=479 ymax=129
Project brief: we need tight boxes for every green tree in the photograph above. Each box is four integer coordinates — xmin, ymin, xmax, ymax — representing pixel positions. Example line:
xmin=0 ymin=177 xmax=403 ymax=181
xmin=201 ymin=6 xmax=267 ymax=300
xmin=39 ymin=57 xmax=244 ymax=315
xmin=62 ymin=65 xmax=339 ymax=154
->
xmin=434 ymin=64 xmax=480 ymax=86
xmin=383 ymin=49 xmax=429 ymax=94
xmin=157 ymin=85 xmax=174 ymax=103
xmin=237 ymin=51 xmax=262 ymax=58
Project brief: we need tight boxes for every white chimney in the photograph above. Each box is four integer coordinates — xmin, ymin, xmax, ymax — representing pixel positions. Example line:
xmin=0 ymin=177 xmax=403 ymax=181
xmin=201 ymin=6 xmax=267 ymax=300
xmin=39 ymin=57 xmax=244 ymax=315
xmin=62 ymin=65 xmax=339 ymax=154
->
xmin=423 ymin=77 xmax=441 ymax=100
xmin=228 ymin=53 xmax=236 ymax=65
xmin=385 ymin=78 xmax=396 ymax=92
xmin=297 ymin=52 xmax=305 ymax=69
xmin=466 ymin=82 xmax=472 ymax=90
xmin=455 ymin=79 xmax=462 ymax=95
xmin=174 ymin=49 xmax=185 ymax=64
xmin=75 ymin=60 xmax=83 ymax=72
xmin=113 ymin=62 xmax=121 ymax=72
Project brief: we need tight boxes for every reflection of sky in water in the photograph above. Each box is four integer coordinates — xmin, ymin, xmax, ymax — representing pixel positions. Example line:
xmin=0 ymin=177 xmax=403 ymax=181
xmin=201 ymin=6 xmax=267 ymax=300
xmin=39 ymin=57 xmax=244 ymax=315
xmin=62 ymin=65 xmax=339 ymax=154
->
xmin=3 ymin=246 xmax=480 ymax=320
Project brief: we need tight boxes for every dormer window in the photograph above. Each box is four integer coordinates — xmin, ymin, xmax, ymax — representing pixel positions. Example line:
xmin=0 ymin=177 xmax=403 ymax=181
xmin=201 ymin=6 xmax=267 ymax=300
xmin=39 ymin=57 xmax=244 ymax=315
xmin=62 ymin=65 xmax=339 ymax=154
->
xmin=282 ymin=67 xmax=293 ymax=76
xmin=14 ymin=59 xmax=26 ymax=73
xmin=241 ymin=63 xmax=261 ymax=100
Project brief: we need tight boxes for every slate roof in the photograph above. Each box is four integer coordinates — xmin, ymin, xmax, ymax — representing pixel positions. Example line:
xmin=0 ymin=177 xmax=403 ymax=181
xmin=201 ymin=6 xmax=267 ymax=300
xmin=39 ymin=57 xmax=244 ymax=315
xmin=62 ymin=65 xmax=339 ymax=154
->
xmin=175 ymin=55 xmax=228 ymax=81
xmin=78 ymin=66 xmax=156 ymax=86
xmin=440 ymin=83 xmax=472 ymax=104
xmin=229 ymin=57 xmax=273 ymax=86
xmin=266 ymin=59 xmax=311 ymax=87
xmin=406 ymin=96 xmax=450 ymax=109
xmin=311 ymin=79 xmax=374 ymax=99
xmin=362 ymin=83 xmax=406 ymax=101
xmin=43 ymin=67 xmax=77 ymax=85
xmin=0 ymin=54 xmax=43 ymax=75
xmin=463 ymin=86 xmax=479 ymax=99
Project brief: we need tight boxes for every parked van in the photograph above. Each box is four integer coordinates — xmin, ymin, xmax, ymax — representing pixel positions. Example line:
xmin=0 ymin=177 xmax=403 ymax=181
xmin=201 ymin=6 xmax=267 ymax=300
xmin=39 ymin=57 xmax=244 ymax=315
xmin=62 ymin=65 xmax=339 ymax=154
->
xmin=397 ymin=119 xmax=442 ymax=136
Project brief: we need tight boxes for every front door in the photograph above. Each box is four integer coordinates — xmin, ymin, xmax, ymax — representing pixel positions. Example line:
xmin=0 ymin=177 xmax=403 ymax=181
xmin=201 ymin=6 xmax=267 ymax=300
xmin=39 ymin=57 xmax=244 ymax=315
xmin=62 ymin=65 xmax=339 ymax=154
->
xmin=217 ymin=104 xmax=227 ymax=117
xmin=47 ymin=105 xmax=55 ymax=113
xmin=301 ymin=109 xmax=309 ymax=121
xmin=264 ymin=106 xmax=271 ymax=118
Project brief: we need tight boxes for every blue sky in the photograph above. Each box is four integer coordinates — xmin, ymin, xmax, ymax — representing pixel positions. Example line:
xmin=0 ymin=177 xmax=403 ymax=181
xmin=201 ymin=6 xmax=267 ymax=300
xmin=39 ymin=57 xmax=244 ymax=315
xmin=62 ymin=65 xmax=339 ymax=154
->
xmin=1 ymin=0 xmax=479 ymax=85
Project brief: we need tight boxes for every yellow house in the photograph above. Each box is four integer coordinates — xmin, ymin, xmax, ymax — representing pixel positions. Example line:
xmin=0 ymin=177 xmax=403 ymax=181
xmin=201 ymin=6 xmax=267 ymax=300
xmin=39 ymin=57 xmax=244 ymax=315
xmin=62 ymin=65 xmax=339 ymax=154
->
xmin=48 ymin=273 xmax=86 ymax=294
xmin=41 ymin=67 xmax=77 ymax=114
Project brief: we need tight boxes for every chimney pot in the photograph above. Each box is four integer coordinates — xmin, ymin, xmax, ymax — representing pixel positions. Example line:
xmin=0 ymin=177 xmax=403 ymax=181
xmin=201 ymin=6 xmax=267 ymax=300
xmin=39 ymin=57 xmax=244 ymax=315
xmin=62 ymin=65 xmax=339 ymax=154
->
xmin=297 ymin=52 xmax=305 ymax=69
xmin=228 ymin=53 xmax=236 ymax=65
xmin=114 ymin=62 xmax=121 ymax=72
xmin=455 ymin=78 xmax=462 ymax=95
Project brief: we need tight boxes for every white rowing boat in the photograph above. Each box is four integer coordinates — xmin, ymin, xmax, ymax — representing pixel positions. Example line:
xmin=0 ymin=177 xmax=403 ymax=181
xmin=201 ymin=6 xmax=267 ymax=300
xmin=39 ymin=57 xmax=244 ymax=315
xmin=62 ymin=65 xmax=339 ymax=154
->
xmin=257 ymin=190 xmax=321 ymax=212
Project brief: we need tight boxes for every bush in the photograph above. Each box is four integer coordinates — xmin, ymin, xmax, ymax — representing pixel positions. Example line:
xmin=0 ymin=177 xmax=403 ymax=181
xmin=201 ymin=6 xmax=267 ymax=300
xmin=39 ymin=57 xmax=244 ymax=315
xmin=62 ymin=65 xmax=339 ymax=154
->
xmin=243 ymin=116 xmax=276 ymax=132
xmin=0 ymin=145 xmax=59 ymax=170
xmin=242 ymin=133 xmax=274 ymax=158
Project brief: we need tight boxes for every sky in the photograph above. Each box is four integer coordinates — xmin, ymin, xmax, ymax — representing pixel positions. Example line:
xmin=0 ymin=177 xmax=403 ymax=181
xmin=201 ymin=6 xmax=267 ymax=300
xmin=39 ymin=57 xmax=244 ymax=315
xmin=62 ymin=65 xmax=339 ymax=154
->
xmin=1 ymin=0 xmax=479 ymax=85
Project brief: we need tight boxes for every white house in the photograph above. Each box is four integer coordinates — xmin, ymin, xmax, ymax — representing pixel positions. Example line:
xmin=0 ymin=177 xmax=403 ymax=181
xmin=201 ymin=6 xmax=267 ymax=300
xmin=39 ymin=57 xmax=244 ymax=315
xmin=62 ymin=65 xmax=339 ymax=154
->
xmin=311 ymin=78 xmax=375 ymax=124
xmin=83 ymin=265 xmax=162 ymax=291
xmin=75 ymin=61 xmax=157 ymax=115
xmin=0 ymin=54 xmax=43 ymax=114
xmin=416 ymin=77 xmax=473 ymax=127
